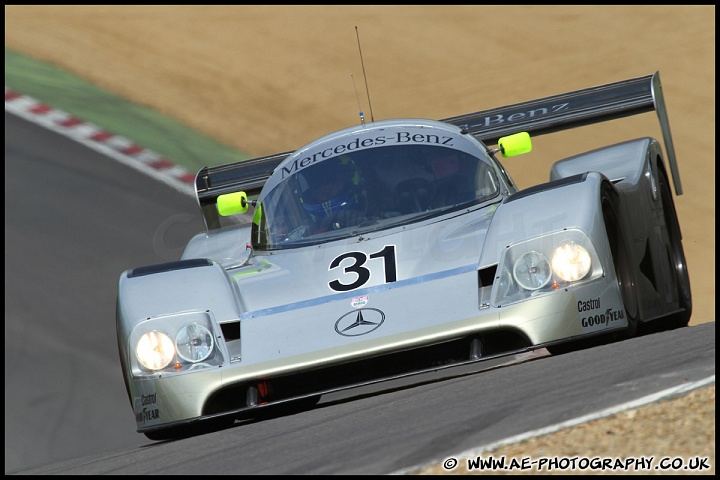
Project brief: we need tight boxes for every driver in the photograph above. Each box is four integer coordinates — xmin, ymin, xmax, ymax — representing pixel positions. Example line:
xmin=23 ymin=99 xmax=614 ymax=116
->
xmin=297 ymin=156 xmax=367 ymax=232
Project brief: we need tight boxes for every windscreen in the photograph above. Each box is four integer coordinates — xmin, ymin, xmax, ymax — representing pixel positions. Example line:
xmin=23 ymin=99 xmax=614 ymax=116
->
xmin=251 ymin=143 xmax=499 ymax=250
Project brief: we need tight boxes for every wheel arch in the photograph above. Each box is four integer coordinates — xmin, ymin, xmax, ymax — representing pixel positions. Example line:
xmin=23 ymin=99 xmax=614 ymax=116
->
xmin=599 ymin=180 xmax=640 ymax=337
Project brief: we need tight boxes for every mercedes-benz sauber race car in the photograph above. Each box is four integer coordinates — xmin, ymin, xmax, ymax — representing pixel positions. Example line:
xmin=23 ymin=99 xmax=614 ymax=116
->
xmin=117 ymin=71 xmax=691 ymax=439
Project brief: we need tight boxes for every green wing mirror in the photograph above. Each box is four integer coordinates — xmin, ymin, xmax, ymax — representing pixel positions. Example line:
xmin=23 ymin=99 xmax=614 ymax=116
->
xmin=217 ymin=191 xmax=262 ymax=226
xmin=496 ymin=132 xmax=532 ymax=158
xmin=217 ymin=191 xmax=251 ymax=216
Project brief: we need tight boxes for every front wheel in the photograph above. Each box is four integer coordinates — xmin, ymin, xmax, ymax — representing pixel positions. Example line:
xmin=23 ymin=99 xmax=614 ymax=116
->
xmin=601 ymin=183 xmax=639 ymax=339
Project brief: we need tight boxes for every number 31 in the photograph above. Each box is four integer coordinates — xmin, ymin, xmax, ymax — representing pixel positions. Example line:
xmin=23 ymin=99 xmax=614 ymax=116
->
xmin=328 ymin=245 xmax=397 ymax=292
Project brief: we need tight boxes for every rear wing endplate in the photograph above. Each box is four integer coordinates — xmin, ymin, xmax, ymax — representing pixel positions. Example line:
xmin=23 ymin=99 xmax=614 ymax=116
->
xmin=196 ymin=71 xmax=681 ymax=230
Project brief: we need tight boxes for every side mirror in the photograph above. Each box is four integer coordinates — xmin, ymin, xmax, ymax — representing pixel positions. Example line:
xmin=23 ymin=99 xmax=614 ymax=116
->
xmin=497 ymin=132 xmax=532 ymax=158
xmin=217 ymin=191 xmax=250 ymax=216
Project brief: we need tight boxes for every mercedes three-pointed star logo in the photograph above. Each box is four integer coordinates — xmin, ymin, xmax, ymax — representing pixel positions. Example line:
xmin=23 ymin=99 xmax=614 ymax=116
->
xmin=334 ymin=308 xmax=385 ymax=336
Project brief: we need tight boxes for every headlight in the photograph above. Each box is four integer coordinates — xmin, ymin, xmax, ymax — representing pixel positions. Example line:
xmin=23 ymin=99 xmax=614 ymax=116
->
xmin=129 ymin=311 xmax=226 ymax=376
xmin=513 ymin=251 xmax=551 ymax=290
xmin=175 ymin=324 xmax=214 ymax=363
xmin=551 ymin=243 xmax=591 ymax=282
xmin=492 ymin=228 xmax=602 ymax=307
xmin=136 ymin=331 xmax=175 ymax=370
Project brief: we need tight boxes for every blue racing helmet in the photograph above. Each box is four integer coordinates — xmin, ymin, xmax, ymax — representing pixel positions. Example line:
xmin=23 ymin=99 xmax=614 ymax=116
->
xmin=298 ymin=156 xmax=364 ymax=221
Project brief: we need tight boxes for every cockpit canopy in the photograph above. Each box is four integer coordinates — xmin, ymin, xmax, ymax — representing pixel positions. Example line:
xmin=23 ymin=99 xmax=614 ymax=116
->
xmin=250 ymin=125 xmax=502 ymax=250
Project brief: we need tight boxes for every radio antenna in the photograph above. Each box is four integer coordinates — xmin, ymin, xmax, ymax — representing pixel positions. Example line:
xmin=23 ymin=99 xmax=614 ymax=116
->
xmin=351 ymin=73 xmax=365 ymax=125
xmin=355 ymin=26 xmax=375 ymax=123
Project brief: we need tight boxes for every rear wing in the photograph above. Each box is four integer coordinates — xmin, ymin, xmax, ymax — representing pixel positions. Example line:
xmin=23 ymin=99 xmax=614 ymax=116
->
xmin=443 ymin=71 xmax=681 ymax=195
xmin=195 ymin=71 xmax=681 ymax=230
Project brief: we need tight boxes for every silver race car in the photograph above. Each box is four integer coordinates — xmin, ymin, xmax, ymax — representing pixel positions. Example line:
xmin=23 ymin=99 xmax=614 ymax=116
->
xmin=116 ymin=71 xmax=691 ymax=439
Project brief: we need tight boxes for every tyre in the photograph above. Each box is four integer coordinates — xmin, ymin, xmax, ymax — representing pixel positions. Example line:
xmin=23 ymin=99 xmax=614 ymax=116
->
xmin=657 ymin=168 xmax=692 ymax=329
xmin=601 ymin=182 xmax=639 ymax=338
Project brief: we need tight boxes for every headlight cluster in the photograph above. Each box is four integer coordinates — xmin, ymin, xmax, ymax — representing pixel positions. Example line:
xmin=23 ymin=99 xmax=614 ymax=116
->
xmin=130 ymin=311 xmax=223 ymax=374
xmin=492 ymin=229 xmax=601 ymax=307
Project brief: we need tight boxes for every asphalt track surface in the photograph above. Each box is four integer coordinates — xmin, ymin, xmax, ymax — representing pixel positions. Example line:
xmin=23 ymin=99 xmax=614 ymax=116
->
xmin=4 ymin=112 xmax=204 ymax=473
xmin=4 ymin=111 xmax=716 ymax=474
